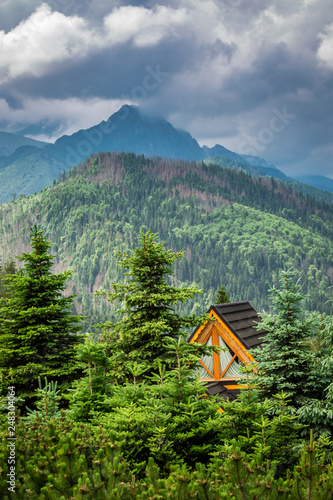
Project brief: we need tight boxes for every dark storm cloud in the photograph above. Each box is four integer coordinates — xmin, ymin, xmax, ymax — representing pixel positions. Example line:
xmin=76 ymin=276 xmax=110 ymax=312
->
xmin=1 ymin=35 xmax=200 ymax=101
xmin=215 ymin=43 xmax=316 ymax=115
xmin=221 ymin=43 xmax=333 ymax=176
xmin=0 ymin=0 xmax=333 ymax=177
xmin=0 ymin=0 xmax=41 ymax=31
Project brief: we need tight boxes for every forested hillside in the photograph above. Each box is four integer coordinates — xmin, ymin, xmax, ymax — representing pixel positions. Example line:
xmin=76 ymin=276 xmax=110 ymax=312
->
xmin=203 ymin=156 xmax=333 ymax=202
xmin=1 ymin=151 xmax=333 ymax=331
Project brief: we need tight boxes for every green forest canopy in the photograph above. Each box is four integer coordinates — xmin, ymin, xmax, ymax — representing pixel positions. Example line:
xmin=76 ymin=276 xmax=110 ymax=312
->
xmin=1 ymin=151 xmax=333 ymax=331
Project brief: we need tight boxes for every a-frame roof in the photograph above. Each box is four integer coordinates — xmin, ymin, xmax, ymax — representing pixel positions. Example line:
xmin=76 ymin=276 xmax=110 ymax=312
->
xmin=189 ymin=301 xmax=266 ymax=401
xmin=189 ymin=301 xmax=266 ymax=351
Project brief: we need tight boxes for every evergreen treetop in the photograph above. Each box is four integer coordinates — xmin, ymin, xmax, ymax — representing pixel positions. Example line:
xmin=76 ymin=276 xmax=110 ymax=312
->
xmin=215 ymin=285 xmax=229 ymax=304
xmin=98 ymin=229 xmax=206 ymax=378
xmin=0 ymin=225 xmax=83 ymax=409
xmin=252 ymin=269 xmax=318 ymax=407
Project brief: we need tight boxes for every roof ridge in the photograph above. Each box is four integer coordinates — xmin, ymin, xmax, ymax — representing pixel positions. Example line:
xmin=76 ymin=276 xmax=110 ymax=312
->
xmin=214 ymin=301 xmax=251 ymax=307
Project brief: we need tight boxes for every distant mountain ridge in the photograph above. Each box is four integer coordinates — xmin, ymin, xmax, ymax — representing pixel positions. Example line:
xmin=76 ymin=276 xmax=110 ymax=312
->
xmin=53 ymin=105 xmax=205 ymax=165
xmin=0 ymin=104 xmax=331 ymax=202
xmin=0 ymin=131 xmax=46 ymax=156
xmin=294 ymin=175 xmax=333 ymax=194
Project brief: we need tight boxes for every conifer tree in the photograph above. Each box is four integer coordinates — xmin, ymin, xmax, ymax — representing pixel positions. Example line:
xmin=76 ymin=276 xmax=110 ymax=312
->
xmin=68 ymin=333 xmax=113 ymax=422
xmin=0 ymin=258 xmax=18 ymax=300
xmin=297 ymin=316 xmax=333 ymax=436
xmin=214 ymin=285 xmax=229 ymax=304
xmin=98 ymin=229 xmax=206 ymax=379
xmin=0 ymin=226 xmax=83 ymax=409
xmin=252 ymin=269 xmax=317 ymax=407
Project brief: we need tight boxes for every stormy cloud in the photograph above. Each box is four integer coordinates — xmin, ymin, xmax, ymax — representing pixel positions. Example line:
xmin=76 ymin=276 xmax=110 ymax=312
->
xmin=0 ymin=0 xmax=332 ymax=177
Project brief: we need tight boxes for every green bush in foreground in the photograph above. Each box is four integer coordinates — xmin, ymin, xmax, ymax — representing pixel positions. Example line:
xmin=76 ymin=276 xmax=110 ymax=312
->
xmin=0 ymin=413 xmax=332 ymax=499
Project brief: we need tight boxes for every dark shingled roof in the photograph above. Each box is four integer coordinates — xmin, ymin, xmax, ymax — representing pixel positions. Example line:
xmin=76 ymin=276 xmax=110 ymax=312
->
xmin=212 ymin=301 xmax=266 ymax=349
xmin=189 ymin=300 xmax=266 ymax=349
xmin=205 ymin=381 xmax=240 ymax=402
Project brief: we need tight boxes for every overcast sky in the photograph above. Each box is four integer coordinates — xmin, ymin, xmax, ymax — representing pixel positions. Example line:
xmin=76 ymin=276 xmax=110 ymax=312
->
xmin=0 ymin=0 xmax=333 ymax=177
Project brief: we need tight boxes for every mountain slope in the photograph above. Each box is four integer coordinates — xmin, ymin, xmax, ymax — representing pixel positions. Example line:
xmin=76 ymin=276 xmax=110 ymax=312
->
xmin=240 ymin=154 xmax=289 ymax=179
xmin=2 ymin=152 xmax=333 ymax=332
xmin=0 ymin=131 xmax=46 ymax=156
xmin=0 ymin=104 xmax=331 ymax=203
xmin=203 ymin=157 xmax=333 ymax=202
xmin=53 ymin=105 xmax=205 ymax=164
xmin=294 ymin=175 xmax=333 ymax=194
xmin=0 ymin=146 xmax=63 ymax=202
xmin=202 ymin=144 xmax=246 ymax=163
xmin=203 ymin=156 xmax=287 ymax=178
xmin=0 ymin=105 xmax=290 ymax=203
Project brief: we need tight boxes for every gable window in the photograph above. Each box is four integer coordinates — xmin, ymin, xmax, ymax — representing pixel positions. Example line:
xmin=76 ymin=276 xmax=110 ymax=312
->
xmin=196 ymin=328 xmax=243 ymax=381
xmin=198 ymin=335 xmax=214 ymax=379
xmin=219 ymin=336 xmax=243 ymax=378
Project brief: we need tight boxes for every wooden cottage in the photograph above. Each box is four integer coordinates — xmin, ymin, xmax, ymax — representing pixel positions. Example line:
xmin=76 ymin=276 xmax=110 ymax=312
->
xmin=189 ymin=301 xmax=266 ymax=401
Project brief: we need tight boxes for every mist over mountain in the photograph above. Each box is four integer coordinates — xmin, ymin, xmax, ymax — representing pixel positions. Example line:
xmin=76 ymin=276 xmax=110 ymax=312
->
xmin=15 ymin=119 xmax=66 ymax=142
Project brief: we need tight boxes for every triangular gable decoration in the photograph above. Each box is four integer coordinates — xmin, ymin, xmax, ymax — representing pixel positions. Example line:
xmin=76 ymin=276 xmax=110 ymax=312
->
xmin=219 ymin=336 xmax=243 ymax=378
xmin=190 ymin=301 xmax=266 ymax=400
xmin=198 ymin=336 xmax=214 ymax=379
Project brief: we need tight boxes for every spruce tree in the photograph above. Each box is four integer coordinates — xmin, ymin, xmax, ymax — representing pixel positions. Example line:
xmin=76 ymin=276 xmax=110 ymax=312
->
xmin=0 ymin=258 xmax=18 ymax=300
xmin=214 ymin=285 xmax=229 ymax=304
xmin=68 ymin=333 xmax=113 ymax=422
xmin=297 ymin=316 xmax=333 ymax=436
xmin=0 ymin=226 xmax=83 ymax=409
xmin=98 ymin=229 xmax=206 ymax=379
xmin=252 ymin=269 xmax=317 ymax=407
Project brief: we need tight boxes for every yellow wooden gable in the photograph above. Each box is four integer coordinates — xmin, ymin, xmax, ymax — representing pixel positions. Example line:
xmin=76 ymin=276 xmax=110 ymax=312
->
xmin=189 ymin=302 xmax=265 ymax=394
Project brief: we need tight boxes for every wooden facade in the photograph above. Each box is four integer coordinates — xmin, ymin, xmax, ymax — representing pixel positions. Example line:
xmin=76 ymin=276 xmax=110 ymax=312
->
xmin=189 ymin=301 xmax=266 ymax=401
